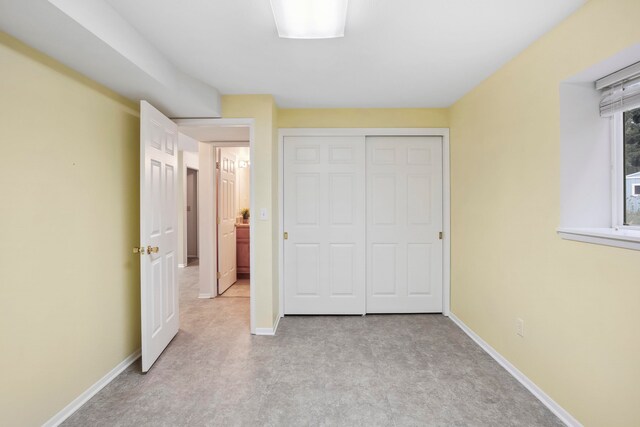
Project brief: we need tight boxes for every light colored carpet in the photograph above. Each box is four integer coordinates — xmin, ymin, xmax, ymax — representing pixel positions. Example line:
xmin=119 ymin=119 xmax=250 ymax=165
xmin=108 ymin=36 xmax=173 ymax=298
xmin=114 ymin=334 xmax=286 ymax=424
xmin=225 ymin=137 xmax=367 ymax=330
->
xmin=62 ymin=265 xmax=563 ymax=426
xmin=220 ymin=279 xmax=250 ymax=298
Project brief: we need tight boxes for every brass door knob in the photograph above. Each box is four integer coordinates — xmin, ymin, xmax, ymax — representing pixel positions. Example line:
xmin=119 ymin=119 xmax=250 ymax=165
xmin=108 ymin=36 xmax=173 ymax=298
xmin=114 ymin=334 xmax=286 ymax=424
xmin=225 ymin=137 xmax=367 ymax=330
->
xmin=147 ymin=246 xmax=159 ymax=254
xmin=133 ymin=246 xmax=145 ymax=254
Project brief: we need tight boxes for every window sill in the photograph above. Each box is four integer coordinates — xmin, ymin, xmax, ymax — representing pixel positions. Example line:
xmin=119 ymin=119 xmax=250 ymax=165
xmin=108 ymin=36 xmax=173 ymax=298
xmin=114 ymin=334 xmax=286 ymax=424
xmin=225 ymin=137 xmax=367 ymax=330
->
xmin=557 ymin=227 xmax=640 ymax=251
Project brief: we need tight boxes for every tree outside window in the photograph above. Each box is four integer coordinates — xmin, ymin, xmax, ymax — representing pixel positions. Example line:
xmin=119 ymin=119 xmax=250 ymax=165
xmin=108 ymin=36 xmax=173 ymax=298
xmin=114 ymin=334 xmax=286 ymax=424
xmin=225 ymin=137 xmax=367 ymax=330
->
xmin=624 ymin=107 xmax=640 ymax=225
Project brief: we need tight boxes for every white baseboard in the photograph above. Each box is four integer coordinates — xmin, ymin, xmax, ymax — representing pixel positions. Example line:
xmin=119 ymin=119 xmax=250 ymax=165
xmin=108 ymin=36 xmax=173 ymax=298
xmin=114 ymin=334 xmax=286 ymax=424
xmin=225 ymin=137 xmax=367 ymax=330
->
xmin=178 ymin=263 xmax=186 ymax=268
xmin=198 ymin=293 xmax=212 ymax=299
xmin=255 ymin=315 xmax=280 ymax=336
xmin=43 ymin=349 xmax=141 ymax=427
xmin=448 ymin=313 xmax=581 ymax=427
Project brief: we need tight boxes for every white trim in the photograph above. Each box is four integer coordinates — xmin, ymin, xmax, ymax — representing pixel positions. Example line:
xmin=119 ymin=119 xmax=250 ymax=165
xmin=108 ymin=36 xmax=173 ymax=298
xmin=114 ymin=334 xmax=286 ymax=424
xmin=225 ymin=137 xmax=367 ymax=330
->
xmin=557 ymin=227 xmax=640 ymax=251
xmin=441 ymin=130 xmax=451 ymax=316
xmin=279 ymin=127 xmax=450 ymax=137
xmin=278 ymin=131 xmax=285 ymax=318
xmin=178 ymin=263 xmax=186 ymax=268
xmin=198 ymin=293 xmax=213 ymax=299
xmin=278 ymin=128 xmax=451 ymax=317
xmin=175 ymin=118 xmax=257 ymax=335
xmin=43 ymin=350 xmax=141 ymax=427
xmin=255 ymin=315 xmax=280 ymax=336
xmin=448 ymin=314 xmax=582 ymax=427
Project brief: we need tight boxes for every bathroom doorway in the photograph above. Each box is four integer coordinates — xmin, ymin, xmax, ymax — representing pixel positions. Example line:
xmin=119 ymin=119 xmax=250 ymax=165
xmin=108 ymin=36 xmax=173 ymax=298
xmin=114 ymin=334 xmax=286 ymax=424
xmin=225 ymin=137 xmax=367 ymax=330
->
xmin=216 ymin=145 xmax=251 ymax=298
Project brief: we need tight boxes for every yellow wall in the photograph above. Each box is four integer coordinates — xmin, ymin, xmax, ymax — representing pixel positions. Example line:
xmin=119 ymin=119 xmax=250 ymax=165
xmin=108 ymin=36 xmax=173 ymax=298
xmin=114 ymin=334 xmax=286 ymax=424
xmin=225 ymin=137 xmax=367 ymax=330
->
xmin=0 ymin=33 xmax=140 ymax=427
xmin=221 ymin=95 xmax=278 ymax=328
xmin=278 ymin=108 xmax=449 ymax=128
xmin=449 ymin=0 xmax=640 ymax=425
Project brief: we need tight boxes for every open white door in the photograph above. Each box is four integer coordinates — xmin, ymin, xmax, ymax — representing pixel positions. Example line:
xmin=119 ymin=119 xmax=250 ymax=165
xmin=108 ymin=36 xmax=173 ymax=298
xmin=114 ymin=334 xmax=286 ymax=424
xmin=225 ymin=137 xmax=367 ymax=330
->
xmin=217 ymin=148 xmax=238 ymax=294
xmin=140 ymin=101 xmax=179 ymax=372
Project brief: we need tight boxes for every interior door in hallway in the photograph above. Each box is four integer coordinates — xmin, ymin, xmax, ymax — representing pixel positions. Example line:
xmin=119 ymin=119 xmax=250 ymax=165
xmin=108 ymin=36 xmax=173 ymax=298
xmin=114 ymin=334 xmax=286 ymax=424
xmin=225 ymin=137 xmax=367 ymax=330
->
xmin=366 ymin=136 xmax=443 ymax=313
xmin=217 ymin=149 xmax=238 ymax=294
xmin=140 ymin=101 xmax=179 ymax=372
xmin=186 ymin=168 xmax=198 ymax=258
xmin=283 ymin=136 xmax=366 ymax=314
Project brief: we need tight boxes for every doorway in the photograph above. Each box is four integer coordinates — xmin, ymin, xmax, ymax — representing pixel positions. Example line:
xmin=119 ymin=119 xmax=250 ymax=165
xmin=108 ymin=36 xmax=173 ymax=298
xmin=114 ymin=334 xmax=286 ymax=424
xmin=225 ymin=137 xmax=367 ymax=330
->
xmin=176 ymin=117 xmax=257 ymax=335
xmin=217 ymin=146 xmax=251 ymax=299
xmin=186 ymin=167 xmax=198 ymax=265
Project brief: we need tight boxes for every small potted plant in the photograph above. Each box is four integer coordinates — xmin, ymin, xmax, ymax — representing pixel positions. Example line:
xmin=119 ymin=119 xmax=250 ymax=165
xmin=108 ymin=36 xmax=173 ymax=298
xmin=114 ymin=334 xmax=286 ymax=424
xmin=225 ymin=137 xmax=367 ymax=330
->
xmin=240 ymin=208 xmax=250 ymax=224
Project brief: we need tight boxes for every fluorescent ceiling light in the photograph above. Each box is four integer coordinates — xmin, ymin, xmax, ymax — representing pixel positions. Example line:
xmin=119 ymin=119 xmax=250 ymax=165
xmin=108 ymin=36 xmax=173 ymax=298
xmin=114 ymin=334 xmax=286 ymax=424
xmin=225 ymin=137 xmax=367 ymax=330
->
xmin=269 ymin=0 xmax=348 ymax=39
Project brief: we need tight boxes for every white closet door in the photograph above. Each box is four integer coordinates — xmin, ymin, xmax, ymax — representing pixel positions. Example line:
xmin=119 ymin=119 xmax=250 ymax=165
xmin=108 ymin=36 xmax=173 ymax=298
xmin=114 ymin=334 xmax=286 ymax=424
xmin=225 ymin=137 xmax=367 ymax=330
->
xmin=284 ymin=136 xmax=366 ymax=314
xmin=366 ymin=136 xmax=443 ymax=313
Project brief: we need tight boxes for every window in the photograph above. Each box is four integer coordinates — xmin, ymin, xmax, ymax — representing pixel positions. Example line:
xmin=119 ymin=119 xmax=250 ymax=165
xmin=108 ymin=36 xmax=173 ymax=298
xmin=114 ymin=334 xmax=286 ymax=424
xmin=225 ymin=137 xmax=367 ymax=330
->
xmin=599 ymin=62 xmax=640 ymax=230
xmin=622 ymin=109 xmax=640 ymax=225
xmin=624 ymin=108 xmax=640 ymax=226
xmin=557 ymin=54 xmax=640 ymax=251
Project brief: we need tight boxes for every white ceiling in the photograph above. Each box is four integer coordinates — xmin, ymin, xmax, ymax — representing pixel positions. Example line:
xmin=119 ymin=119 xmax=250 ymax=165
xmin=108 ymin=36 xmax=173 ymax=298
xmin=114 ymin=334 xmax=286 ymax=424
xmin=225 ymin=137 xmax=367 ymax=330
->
xmin=104 ymin=0 xmax=586 ymax=108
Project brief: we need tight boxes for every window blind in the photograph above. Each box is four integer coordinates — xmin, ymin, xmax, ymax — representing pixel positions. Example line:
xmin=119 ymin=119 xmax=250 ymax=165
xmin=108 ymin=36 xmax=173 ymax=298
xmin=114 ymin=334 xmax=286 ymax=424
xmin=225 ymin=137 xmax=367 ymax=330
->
xmin=598 ymin=61 xmax=640 ymax=117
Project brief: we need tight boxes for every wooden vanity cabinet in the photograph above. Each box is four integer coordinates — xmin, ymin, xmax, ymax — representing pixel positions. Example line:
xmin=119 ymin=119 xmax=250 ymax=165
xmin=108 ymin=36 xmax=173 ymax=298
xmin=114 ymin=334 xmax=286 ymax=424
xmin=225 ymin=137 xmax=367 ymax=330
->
xmin=236 ymin=224 xmax=250 ymax=276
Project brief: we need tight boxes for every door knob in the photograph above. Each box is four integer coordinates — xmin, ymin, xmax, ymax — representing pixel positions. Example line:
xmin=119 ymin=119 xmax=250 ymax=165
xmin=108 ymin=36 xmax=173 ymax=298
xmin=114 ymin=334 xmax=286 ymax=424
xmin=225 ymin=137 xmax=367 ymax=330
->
xmin=147 ymin=246 xmax=159 ymax=254
xmin=133 ymin=246 xmax=145 ymax=254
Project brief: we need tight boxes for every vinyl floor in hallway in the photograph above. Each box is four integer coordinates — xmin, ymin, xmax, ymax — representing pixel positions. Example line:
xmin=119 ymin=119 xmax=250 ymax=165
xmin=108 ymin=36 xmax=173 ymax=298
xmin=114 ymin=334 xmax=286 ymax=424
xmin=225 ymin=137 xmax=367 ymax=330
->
xmin=220 ymin=279 xmax=250 ymax=298
xmin=63 ymin=265 xmax=563 ymax=427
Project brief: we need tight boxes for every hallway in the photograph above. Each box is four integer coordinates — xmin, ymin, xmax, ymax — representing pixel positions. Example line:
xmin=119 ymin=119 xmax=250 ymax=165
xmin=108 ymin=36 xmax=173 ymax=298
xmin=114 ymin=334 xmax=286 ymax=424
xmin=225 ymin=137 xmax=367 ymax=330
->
xmin=63 ymin=265 xmax=562 ymax=426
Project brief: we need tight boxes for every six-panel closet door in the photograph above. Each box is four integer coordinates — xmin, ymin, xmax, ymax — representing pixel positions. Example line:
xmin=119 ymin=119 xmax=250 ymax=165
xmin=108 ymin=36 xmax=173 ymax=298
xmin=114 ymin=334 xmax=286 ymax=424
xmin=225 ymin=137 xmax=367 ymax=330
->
xmin=282 ymin=134 xmax=443 ymax=315
xmin=283 ymin=136 xmax=366 ymax=314
xmin=366 ymin=136 xmax=443 ymax=313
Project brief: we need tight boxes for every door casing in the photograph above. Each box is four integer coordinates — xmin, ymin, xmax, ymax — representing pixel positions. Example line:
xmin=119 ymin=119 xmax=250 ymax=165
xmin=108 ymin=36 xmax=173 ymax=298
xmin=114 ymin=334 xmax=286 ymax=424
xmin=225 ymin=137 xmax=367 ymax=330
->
xmin=278 ymin=128 xmax=451 ymax=318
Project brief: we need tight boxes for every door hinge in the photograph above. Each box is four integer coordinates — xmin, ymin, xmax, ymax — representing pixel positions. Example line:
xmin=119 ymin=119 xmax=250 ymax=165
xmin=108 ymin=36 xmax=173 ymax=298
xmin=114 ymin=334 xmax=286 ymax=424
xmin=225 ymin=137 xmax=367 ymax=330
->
xmin=217 ymin=217 xmax=221 ymax=225
xmin=217 ymin=272 xmax=221 ymax=279
xmin=438 ymin=231 xmax=443 ymax=240
xmin=283 ymin=232 xmax=288 ymax=240
xmin=216 ymin=161 xmax=220 ymax=169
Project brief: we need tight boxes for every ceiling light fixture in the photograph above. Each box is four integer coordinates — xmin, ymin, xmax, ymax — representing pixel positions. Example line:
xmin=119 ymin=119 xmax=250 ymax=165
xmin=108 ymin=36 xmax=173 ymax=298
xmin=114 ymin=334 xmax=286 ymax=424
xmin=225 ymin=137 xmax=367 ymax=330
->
xmin=269 ymin=0 xmax=348 ymax=39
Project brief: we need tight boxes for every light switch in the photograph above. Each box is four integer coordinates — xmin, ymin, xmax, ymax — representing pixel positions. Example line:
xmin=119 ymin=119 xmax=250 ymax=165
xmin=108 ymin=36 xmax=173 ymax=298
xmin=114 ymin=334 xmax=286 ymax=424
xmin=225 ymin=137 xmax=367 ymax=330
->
xmin=260 ymin=208 xmax=268 ymax=220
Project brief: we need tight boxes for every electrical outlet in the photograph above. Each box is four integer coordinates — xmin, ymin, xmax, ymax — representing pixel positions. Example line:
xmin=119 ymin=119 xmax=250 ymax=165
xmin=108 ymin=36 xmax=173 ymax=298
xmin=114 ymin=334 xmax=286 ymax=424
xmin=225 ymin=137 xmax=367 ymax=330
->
xmin=516 ymin=318 xmax=524 ymax=337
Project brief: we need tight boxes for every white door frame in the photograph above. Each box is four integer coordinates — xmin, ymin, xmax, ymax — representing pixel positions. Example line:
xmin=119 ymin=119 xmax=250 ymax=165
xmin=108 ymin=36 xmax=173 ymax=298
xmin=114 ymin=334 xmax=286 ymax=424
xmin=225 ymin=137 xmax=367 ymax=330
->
xmin=175 ymin=118 xmax=256 ymax=335
xmin=278 ymin=128 xmax=451 ymax=318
